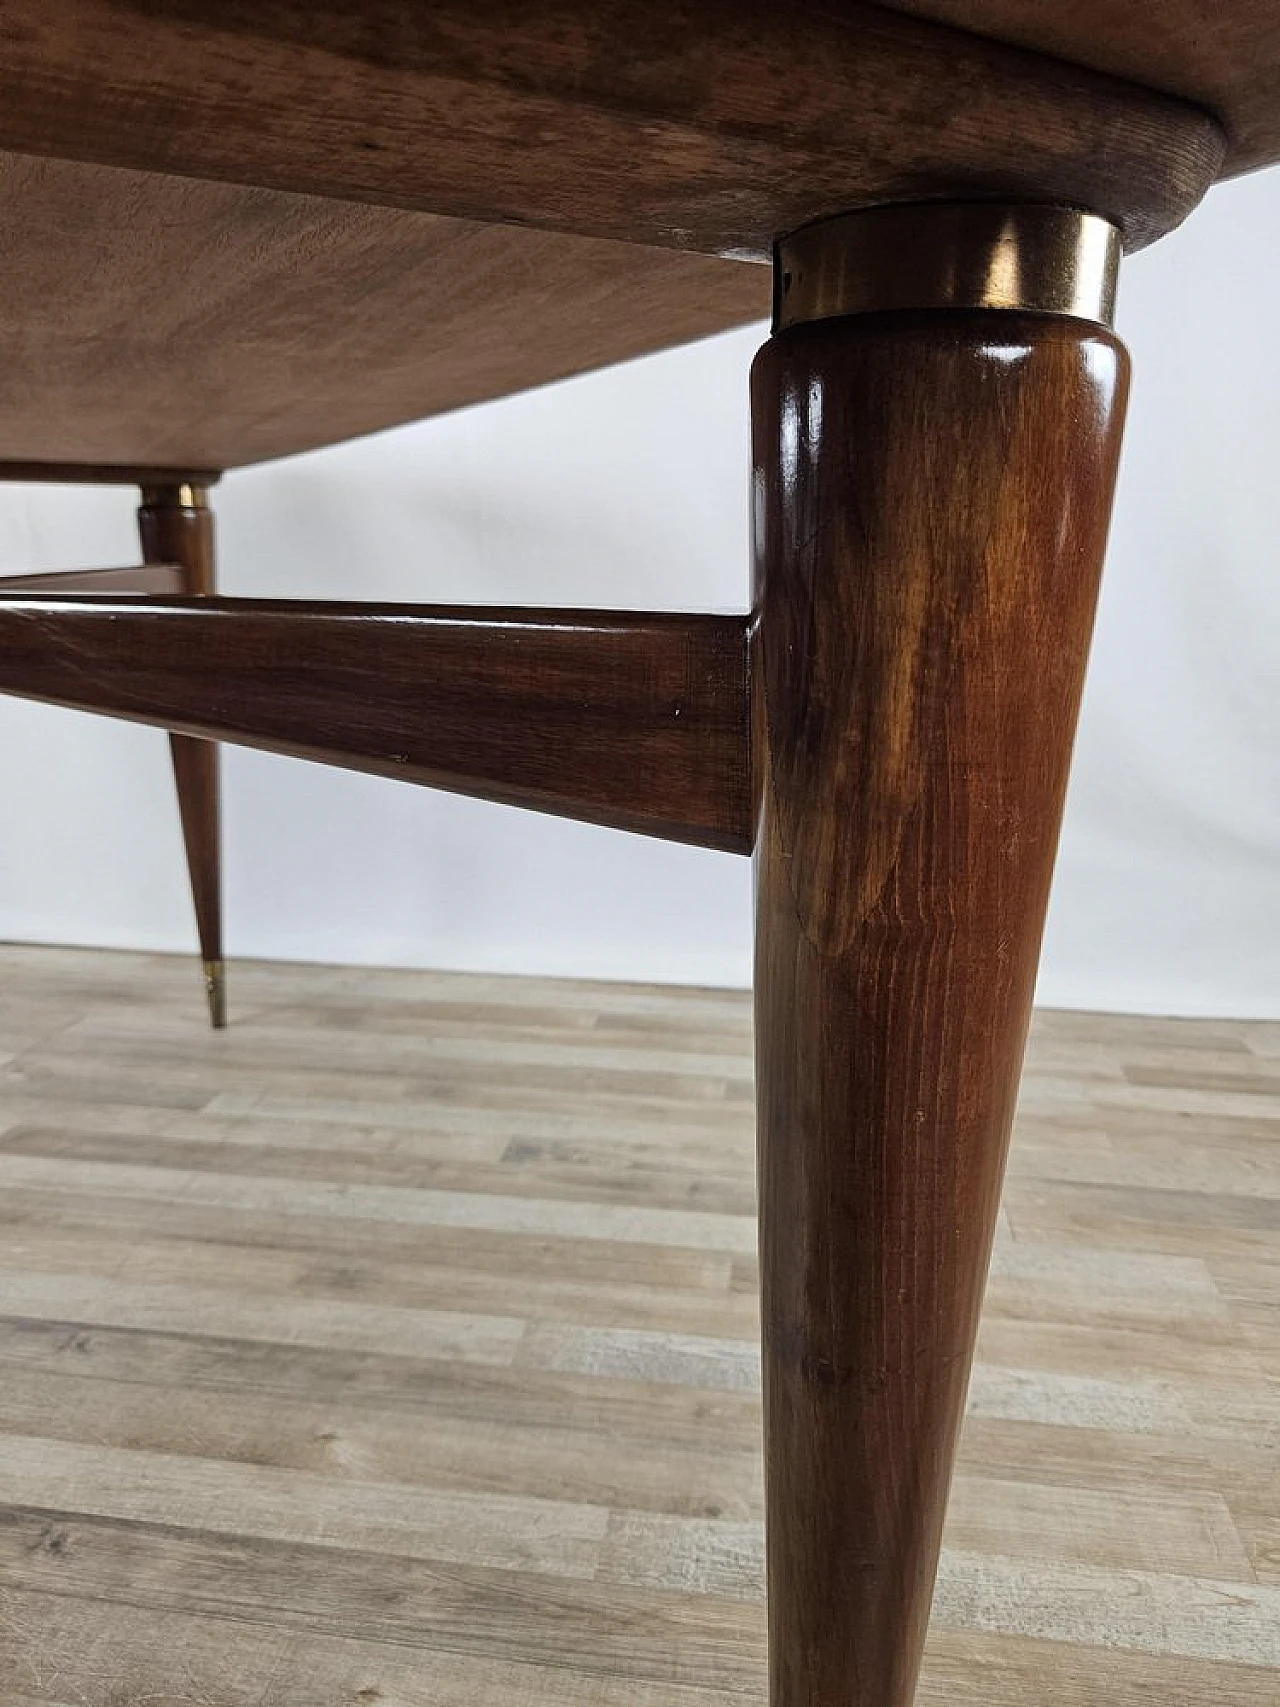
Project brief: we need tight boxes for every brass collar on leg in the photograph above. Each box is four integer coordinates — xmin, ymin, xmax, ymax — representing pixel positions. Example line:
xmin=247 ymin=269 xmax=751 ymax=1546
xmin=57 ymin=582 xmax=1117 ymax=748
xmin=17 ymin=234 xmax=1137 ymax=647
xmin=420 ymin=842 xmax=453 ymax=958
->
xmin=139 ymin=482 xmax=210 ymax=510
xmin=774 ymin=203 xmax=1121 ymax=332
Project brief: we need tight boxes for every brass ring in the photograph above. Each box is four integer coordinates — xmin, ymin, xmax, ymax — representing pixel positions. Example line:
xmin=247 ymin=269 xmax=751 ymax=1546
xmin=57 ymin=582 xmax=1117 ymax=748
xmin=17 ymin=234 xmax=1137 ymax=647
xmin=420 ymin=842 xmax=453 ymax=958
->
xmin=775 ymin=203 xmax=1120 ymax=331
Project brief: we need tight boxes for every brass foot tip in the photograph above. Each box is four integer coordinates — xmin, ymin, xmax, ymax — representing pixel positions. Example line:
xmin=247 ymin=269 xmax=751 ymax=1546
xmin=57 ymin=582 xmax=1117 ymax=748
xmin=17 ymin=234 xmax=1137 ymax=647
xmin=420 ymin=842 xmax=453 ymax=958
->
xmin=203 ymin=960 xmax=227 ymax=1030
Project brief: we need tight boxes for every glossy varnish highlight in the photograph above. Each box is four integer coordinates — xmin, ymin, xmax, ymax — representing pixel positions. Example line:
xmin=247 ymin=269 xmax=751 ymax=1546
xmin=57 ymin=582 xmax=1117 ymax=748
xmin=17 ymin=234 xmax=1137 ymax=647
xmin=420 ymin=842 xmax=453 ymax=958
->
xmin=0 ymin=600 xmax=752 ymax=854
xmin=751 ymin=310 xmax=1129 ymax=1706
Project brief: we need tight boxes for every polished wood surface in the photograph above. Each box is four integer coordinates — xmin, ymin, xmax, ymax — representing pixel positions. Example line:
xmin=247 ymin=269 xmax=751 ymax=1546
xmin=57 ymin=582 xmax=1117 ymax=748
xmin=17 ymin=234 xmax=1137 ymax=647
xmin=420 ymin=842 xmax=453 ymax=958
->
xmin=0 ymin=599 xmax=752 ymax=852
xmin=0 ymin=2 xmax=1221 ymax=273
xmin=0 ymin=0 xmax=1270 ymax=470
xmin=0 ymin=153 xmax=768 ymax=470
xmin=751 ymin=311 xmax=1128 ymax=1706
xmin=137 ymin=490 xmax=226 ymax=1030
xmin=887 ymin=0 xmax=1280 ymax=179
xmin=0 ymin=945 xmax=1275 ymax=1704
xmin=0 ymin=1 xmax=1276 ymax=467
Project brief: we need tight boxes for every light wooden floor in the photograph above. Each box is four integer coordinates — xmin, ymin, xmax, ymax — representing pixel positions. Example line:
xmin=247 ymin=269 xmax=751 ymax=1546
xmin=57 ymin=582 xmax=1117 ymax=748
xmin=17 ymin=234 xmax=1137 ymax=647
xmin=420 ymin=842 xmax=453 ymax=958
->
xmin=0 ymin=943 xmax=1275 ymax=1706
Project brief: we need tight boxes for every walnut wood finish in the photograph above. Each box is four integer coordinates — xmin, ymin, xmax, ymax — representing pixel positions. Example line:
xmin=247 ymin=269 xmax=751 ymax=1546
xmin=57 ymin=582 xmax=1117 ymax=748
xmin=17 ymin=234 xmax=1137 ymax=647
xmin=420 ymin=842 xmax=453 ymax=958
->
xmin=0 ymin=600 xmax=752 ymax=854
xmin=750 ymin=310 xmax=1128 ymax=1706
xmin=0 ymin=564 xmax=183 ymax=595
xmin=0 ymin=2 xmax=1222 ymax=265
xmin=0 ymin=152 xmax=768 ymax=470
xmin=137 ymin=491 xmax=225 ymax=1030
xmin=888 ymin=0 xmax=1280 ymax=180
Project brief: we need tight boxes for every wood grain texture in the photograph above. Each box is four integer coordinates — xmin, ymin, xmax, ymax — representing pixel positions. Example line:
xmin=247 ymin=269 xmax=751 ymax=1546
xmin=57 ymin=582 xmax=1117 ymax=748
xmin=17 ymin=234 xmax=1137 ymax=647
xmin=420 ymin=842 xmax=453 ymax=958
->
xmin=0 ymin=151 xmax=770 ymax=469
xmin=137 ymin=490 xmax=226 ymax=1029
xmin=750 ymin=312 xmax=1129 ymax=1707
xmin=0 ymin=598 xmax=752 ymax=852
xmin=882 ymin=0 xmax=1280 ymax=179
xmin=0 ymin=945 xmax=1275 ymax=1705
xmin=0 ymin=1 xmax=1223 ymax=266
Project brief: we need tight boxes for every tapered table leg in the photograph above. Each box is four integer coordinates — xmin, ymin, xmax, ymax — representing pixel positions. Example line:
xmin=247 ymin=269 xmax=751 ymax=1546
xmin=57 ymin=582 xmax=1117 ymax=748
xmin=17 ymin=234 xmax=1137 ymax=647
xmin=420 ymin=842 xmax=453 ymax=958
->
xmin=137 ymin=483 xmax=225 ymax=1028
xmin=750 ymin=205 xmax=1129 ymax=1707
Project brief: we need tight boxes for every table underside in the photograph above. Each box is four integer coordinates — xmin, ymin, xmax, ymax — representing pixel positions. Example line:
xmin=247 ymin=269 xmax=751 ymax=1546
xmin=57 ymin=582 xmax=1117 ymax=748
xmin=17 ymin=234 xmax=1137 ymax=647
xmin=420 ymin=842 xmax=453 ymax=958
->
xmin=0 ymin=152 xmax=767 ymax=472
xmin=4 ymin=1 xmax=1279 ymax=472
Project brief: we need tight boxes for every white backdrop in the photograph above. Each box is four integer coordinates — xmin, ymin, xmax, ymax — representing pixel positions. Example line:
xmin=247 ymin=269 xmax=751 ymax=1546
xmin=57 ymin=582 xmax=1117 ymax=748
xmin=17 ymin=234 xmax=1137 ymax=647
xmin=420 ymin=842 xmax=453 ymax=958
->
xmin=0 ymin=174 xmax=1276 ymax=1017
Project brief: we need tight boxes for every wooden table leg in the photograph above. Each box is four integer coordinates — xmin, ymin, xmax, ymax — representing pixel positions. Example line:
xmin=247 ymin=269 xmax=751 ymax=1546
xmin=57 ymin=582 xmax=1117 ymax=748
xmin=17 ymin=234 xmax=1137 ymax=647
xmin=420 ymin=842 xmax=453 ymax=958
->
xmin=750 ymin=205 xmax=1129 ymax=1706
xmin=137 ymin=482 xmax=226 ymax=1028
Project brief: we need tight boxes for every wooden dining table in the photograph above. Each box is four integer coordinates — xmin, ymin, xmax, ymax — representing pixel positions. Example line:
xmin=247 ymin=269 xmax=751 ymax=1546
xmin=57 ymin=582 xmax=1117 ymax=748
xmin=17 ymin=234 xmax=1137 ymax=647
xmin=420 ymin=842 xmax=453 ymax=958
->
xmin=0 ymin=5 xmax=1275 ymax=1704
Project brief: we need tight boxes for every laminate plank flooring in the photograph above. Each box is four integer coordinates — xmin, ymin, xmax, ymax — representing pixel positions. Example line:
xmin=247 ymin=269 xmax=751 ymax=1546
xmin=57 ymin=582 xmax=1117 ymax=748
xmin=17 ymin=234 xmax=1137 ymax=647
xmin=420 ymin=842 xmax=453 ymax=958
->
xmin=0 ymin=943 xmax=1275 ymax=1704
